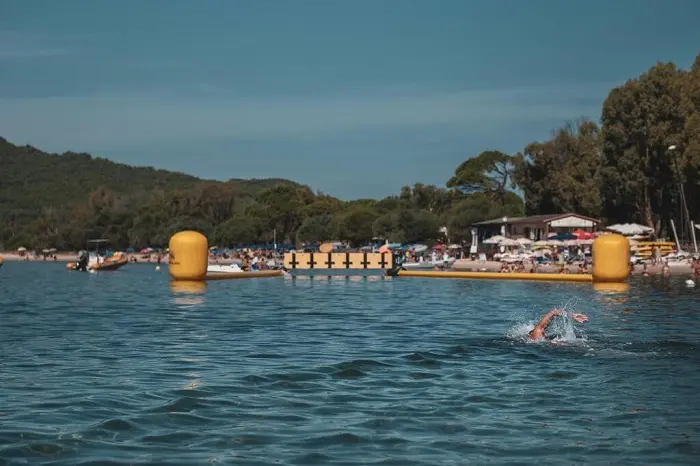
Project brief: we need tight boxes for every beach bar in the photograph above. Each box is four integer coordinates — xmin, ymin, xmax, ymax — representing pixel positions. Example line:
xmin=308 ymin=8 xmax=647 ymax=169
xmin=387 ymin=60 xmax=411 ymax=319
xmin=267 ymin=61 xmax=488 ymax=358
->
xmin=474 ymin=213 xmax=600 ymax=241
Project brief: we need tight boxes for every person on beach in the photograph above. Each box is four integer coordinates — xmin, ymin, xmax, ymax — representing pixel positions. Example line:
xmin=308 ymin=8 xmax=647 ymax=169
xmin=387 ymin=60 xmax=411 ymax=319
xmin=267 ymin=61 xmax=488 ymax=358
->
xmin=528 ymin=309 xmax=589 ymax=341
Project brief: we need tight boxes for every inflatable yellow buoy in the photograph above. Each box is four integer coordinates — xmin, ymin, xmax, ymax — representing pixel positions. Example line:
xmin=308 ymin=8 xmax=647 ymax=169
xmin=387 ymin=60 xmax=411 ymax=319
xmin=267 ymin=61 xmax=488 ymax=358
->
xmin=592 ymin=234 xmax=629 ymax=283
xmin=169 ymin=231 xmax=208 ymax=281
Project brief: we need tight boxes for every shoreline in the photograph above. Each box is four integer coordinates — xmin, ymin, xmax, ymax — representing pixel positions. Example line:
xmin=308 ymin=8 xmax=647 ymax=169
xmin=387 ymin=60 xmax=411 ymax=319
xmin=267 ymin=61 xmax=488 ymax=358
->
xmin=1 ymin=253 xmax=696 ymax=277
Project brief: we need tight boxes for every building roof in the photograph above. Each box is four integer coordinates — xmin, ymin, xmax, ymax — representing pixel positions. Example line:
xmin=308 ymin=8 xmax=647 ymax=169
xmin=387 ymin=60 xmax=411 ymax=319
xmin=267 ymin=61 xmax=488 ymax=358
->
xmin=473 ymin=213 xmax=601 ymax=226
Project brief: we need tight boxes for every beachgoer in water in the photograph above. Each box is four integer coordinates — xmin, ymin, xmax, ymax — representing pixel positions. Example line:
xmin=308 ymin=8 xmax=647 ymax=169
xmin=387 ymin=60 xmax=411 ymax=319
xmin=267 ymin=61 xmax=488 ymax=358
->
xmin=528 ymin=309 xmax=589 ymax=341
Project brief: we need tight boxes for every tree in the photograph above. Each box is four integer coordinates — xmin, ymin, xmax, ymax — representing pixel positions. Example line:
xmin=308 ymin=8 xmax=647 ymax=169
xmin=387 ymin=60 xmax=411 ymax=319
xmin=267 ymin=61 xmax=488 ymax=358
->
xmin=211 ymin=215 xmax=264 ymax=246
xmin=372 ymin=209 xmax=440 ymax=243
xmin=445 ymin=192 xmax=524 ymax=241
xmin=252 ymin=184 xmax=314 ymax=242
xmin=513 ymin=119 xmax=604 ymax=218
xmin=296 ymin=215 xmax=335 ymax=244
xmin=397 ymin=183 xmax=453 ymax=214
xmin=600 ymin=62 xmax=686 ymax=232
xmin=333 ymin=206 xmax=379 ymax=247
xmin=447 ymin=150 xmax=515 ymax=204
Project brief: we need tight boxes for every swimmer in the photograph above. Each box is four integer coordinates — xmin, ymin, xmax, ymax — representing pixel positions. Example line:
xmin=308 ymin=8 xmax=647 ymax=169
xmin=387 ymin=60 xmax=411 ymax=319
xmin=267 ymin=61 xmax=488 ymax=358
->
xmin=528 ymin=309 xmax=589 ymax=341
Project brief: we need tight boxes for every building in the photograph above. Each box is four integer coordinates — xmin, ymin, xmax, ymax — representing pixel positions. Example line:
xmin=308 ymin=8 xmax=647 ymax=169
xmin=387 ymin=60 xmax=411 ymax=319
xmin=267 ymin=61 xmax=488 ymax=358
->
xmin=473 ymin=213 xmax=600 ymax=241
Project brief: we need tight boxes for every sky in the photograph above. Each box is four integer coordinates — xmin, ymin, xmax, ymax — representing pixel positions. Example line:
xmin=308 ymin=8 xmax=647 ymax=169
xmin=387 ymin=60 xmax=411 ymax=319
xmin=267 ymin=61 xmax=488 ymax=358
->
xmin=1 ymin=0 xmax=699 ymax=199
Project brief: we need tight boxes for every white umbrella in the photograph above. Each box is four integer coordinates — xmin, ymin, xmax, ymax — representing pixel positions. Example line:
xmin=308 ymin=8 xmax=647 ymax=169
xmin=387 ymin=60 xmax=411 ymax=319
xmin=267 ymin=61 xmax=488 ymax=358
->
xmin=448 ymin=244 xmax=462 ymax=249
xmin=516 ymin=237 xmax=533 ymax=245
xmin=483 ymin=235 xmax=506 ymax=244
xmin=499 ymin=238 xmax=521 ymax=247
xmin=17 ymin=247 xmax=26 ymax=252
xmin=411 ymin=244 xmax=428 ymax=253
xmin=607 ymin=223 xmax=653 ymax=236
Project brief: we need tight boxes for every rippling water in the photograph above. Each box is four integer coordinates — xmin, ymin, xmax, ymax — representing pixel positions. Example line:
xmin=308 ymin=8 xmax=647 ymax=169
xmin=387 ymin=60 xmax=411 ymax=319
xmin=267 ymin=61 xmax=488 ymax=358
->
xmin=1 ymin=262 xmax=699 ymax=465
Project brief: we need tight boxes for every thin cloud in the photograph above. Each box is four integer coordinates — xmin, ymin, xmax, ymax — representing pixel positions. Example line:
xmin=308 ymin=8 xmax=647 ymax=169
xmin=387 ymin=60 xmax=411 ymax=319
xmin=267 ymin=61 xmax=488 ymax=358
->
xmin=0 ymin=82 xmax=611 ymax=149
xmin=0 ymin=46 xmax=72 ymax=59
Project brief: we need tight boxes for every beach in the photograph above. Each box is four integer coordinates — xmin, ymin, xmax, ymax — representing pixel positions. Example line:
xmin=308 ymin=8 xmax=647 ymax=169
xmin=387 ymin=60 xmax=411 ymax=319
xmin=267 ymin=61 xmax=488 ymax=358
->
xmin=1 ymin=252 xmax=695 ymax=276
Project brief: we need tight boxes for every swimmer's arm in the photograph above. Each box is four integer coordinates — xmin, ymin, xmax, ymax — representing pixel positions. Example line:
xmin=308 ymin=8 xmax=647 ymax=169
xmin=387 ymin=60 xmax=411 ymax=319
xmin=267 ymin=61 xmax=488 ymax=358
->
xmin=533 ymin=309 xmax=564 ymax=332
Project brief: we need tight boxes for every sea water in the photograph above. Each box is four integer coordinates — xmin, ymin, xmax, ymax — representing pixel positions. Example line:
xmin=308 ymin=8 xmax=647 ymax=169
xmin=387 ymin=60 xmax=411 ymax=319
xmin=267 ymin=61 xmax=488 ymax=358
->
xmin=1 ymin=262 xmax=699 ymax=465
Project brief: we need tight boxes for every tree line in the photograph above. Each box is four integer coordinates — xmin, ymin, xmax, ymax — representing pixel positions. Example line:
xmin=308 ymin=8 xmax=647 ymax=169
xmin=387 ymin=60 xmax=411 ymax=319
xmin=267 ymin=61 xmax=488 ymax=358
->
xmin=1 ymin=54 xmax=698 ymax=251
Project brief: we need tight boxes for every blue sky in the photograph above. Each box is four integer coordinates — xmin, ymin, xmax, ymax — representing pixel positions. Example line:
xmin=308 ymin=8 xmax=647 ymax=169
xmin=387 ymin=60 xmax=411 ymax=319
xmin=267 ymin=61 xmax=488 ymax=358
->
xmin=1 ymin=0 xmax=699 ymax=199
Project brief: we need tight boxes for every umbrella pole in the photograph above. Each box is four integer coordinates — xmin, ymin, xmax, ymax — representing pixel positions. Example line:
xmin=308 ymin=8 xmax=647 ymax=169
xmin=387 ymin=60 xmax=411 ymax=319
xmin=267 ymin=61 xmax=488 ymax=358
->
xmin=670 ymin=219 xmax=682 ymax=253
xmin=691 ymin=221 xmax=698 ymax=254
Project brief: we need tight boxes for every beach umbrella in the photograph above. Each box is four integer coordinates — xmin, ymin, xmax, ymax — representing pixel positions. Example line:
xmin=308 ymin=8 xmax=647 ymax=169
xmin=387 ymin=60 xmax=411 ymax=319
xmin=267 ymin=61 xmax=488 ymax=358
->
xmin=516 ymin=237 xmax=533 ymax=245
xmin=572 ymin=229 xmax=595 ymax=240
xmin=17 ymin=247 xmax=26 ymax=252
xmin=483 ymin=235 xmax=506 ymax=244
xmin=607 ymin=223 xmax=653 ymax=236
xmin=448 ymin=244 xmax=462 ymax=249
xmin=411 ymin=244 xmax=428 ymax=253
xmin=498 ymin=238 xmax=521 ymax=247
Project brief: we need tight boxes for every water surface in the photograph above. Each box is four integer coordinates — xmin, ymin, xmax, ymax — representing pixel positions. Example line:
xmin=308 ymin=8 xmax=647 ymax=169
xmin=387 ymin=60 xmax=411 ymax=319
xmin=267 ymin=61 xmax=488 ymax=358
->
xmin=1 ymin=262 xmax=699 ymax=465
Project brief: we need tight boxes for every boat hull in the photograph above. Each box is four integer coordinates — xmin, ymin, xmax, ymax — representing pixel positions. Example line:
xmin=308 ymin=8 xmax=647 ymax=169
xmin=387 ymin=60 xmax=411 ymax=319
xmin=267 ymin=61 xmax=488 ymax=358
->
xmin=205 ymin=270 xmax=284 ymax=280
xmin=67 ymin=256 xmax=128 ymax=271
xmin=402 ymin=259 xmax=455 ymax=269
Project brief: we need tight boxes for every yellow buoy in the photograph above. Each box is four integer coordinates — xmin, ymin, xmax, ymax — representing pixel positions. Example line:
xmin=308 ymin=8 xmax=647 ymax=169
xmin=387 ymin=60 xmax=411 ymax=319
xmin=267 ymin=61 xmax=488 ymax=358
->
xmin=169 ymin=230 xmax=208 ymax=281
xmin=0 ymin=255 xmax=3 ymax=268
xmin=592 ymin=234 xmax=630 ymax=283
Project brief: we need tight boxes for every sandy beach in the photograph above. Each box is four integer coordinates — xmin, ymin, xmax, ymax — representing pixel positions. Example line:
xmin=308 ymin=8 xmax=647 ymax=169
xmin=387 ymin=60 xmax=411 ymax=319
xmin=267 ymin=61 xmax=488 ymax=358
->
xmin=452 ymin=259 xmax=697 ymax=277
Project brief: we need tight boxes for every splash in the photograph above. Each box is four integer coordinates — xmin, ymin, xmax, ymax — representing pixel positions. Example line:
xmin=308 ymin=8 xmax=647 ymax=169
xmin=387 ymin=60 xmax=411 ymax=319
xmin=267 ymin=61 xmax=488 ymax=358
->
xmin=507 ymin=297 xmax=588 ymax=345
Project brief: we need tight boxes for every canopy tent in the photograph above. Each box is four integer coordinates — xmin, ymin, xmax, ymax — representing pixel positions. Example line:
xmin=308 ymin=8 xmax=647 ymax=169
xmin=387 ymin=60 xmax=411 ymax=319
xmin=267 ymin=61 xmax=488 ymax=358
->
xmin=607 ymin=223 xmax=654 ymax=236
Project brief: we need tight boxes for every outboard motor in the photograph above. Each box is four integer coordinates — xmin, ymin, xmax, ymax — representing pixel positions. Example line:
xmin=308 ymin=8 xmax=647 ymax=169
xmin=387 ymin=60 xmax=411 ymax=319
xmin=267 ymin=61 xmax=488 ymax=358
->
xmin=76 ymin=250 xmax=89 ymax=272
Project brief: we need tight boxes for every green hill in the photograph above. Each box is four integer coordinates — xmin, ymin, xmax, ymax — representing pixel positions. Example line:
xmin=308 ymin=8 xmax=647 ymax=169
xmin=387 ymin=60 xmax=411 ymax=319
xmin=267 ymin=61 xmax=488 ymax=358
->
xmin=0 ymin=137 xmax=296 ymax=221
xmin=0 ymin=137 xmax=305 ymax=249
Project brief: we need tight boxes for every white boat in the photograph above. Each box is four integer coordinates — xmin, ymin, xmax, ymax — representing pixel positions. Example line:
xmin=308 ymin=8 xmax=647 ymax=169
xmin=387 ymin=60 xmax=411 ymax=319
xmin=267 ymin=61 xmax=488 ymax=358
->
xmin=207 ymin=263 xmax=244 ymax=273
xmin=402 ymin=257 xmax=456 ymax=269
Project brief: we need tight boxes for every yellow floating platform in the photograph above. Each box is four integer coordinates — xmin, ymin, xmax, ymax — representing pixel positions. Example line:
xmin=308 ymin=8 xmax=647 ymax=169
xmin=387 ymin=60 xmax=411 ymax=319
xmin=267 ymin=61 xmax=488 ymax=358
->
xmin=395 ymin=269 xmax=593 ymax=283
xmin=204 ymin=270 xmax=283 ymax=281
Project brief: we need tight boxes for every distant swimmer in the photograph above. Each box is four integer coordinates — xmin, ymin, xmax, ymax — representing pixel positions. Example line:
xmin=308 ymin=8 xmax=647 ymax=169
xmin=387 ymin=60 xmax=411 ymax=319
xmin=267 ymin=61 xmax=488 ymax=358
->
xmin=528 ymin=309 xmax=589 ymax=341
